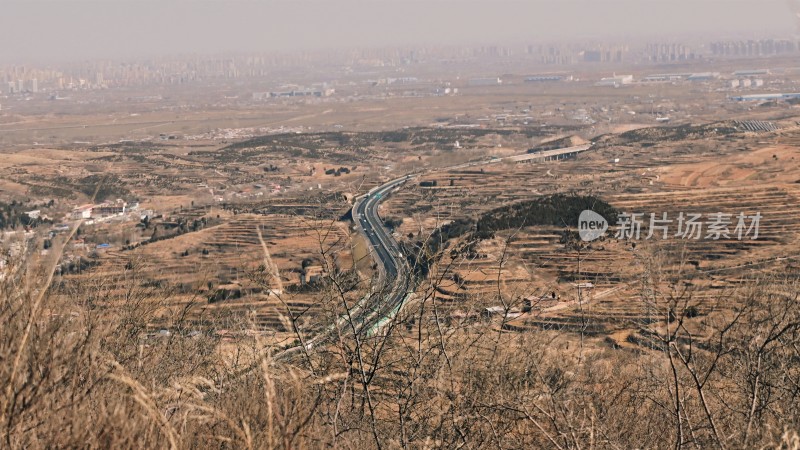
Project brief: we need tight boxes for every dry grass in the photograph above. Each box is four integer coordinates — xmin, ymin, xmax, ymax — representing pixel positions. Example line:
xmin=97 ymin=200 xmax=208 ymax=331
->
xmin=2 ymin=227 xmax=800 ymax=449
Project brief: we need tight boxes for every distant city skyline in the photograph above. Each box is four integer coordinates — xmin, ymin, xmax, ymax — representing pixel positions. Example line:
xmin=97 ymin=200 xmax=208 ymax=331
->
xmin=1 ymin=0 xmax=796 ymax=63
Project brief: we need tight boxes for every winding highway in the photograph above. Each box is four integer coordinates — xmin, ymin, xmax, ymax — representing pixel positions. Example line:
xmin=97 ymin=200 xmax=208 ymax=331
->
xmin=274 ymin=175 xmax=415 ymax=360
xmin=350 ymin=175 xmax=416 ymax=334
xmin=276 ymin=144 xmax=595 ymax=359
xmin=338 ymin=143 xmax=596 ymax=336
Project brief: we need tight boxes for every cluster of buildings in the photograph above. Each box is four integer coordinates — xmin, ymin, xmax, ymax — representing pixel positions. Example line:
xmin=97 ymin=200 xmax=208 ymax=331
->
xmin=524 ymin=43 xmax=630 ymax=65
xmin=597 ymin=69 xmax=788 ymax=91
xmin=184 ymin=126 xmax=305 ymax=141
xmin=710 ymin=39 xmax=798 ymax=57
xmin=729 ymin=70 xmax=769 ymax=90
xmin=70 ymin=200 xmax=135 ymax=222
xmin=252 ymin=86 xmax=335 ymax=100
xmin=1 ymin=34 xmax=797 ymax=91
xmin=580 ymin=46 xmax=629 ymax=63
xmin=2 ymin=66 xmax=108 ymax=96
xmin=1 ymin=37 xmax=798 ymax=99
xmin=729 ymin=79 xmax=765 ymax=89
xmin=642 ymin=43 xmax=701 ymax=63
xmin=6 ymin=78 xmax=38 ymax=94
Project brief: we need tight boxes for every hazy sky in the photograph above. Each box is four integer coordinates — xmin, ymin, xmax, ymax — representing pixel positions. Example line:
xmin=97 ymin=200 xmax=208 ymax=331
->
xmin=1 ymin=0 xmax=796 ymax=62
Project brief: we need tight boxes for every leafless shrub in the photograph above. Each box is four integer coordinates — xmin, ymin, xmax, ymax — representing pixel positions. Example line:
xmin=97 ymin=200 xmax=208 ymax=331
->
xmin=1 ymin=223 xmax=799 ymax=449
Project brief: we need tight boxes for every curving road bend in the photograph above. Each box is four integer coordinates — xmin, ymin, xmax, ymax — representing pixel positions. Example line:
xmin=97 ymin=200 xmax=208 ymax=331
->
xmin=277 ymin=144 xmax=594 ymax=358
xmin=274 ymin=175 xmax=415 ymax=360
xmin=341 ymin=143 xmax=595 ymax=336
xmin=350 ymin=175 xmax=416 ymax=334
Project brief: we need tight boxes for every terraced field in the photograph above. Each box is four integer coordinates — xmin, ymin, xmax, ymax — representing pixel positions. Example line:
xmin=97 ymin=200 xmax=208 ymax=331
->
xmin=385 ymin=124 xmax=800 ymax=347
xmin=41 ymin=121 xmax=800 ymax=346
xmin=60 ymin=212 xmax=360 ymax=337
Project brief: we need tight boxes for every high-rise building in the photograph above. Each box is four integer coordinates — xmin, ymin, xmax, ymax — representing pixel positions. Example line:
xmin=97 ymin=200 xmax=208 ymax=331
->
xmin=31 ymin=78 xmax=38 ymax=93
xmin=791 ymin=0 xmax=800 ymax=36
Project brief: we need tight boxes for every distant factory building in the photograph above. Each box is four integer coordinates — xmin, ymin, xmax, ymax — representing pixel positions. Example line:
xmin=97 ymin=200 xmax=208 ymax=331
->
xmin=642 ymin=73 xmax=692 ymax=82
xmin=687 ymin=72 xmax=720 ymax=81
xmin=271 ymin=89 xmax=325 ymax=98
xmin=253 ymin=88 xmax=334 ymax=100
xmin=94 ymin=201 xmax=127 ymax=217
xmin=387 ymin=77 xmax=420 ymax=85
xmin=468 ymin=77 xmax=502 ymax=86
xmin=734 ymin=69 xmax=770 ymax=77
xmin=524 ymin=75 xmax=569 ymax=82
xmin=730 ymin=93 xmax=800 ymax=102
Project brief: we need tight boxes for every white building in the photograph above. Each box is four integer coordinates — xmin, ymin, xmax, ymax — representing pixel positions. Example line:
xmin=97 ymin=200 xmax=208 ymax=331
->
xmin=687 ymin=72 xmax=720 ymax=81
xmin=94 ymin=201 xmax=126 ymax=217
xmin=71 ymin=205 xmax=93 ymax=220
xmin=595 ymin=74 xmax=633 ymax=87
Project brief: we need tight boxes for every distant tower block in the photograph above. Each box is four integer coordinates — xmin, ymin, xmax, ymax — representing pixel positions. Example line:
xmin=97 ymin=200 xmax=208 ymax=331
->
xmin=790 ymin=0 xmax=800 ymax=35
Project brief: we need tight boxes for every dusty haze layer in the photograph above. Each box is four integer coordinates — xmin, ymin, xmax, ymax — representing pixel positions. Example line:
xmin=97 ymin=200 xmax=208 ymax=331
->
xmin=1 ymin=0 xmax=795 ymax=62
